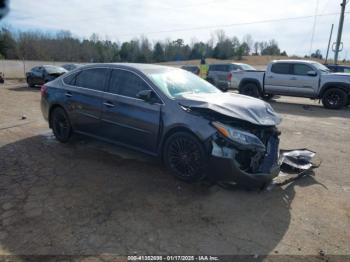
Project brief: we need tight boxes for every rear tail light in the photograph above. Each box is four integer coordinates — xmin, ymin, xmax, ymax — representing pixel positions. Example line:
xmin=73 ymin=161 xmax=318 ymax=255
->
xmin=227 ymin=73 xmax=232 ymax=81
xmin=40 ymin=85 xmax=47 ymax=96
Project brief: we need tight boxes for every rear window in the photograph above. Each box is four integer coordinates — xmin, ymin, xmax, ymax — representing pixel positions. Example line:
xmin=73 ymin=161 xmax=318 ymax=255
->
xmin=75 ymin=68 xmax=108 ymax=91
xmin=271 ymin=63 xmax=291 ymax=74
xmin=209 ymin=64 xmax=231 ymax=72
xmin=63 ymin=72 xmax=78 ymax=85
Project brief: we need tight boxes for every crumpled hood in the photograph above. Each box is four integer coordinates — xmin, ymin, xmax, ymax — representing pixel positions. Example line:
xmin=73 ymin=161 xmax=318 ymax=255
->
xmin=177 ymin=92 xmax=282 ymax=126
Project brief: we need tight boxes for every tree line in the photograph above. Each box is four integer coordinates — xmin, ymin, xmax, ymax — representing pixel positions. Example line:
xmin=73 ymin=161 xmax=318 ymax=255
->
xmin=0 ymin=27 xmax=286 ymax=63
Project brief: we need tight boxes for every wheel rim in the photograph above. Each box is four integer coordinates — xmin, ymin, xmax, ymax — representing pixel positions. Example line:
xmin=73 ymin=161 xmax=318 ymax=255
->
xmin=53 ymin=112 xmax=69 ymax=139
xmin=327 ymin=91 xmax=341 ymax=106
xmin=168 ymin=137 xmax=202 ymax=178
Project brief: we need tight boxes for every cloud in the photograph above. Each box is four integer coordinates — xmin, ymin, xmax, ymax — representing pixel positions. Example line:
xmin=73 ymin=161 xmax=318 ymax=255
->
xmin=3 ymin=0 xmax=350 ymax=59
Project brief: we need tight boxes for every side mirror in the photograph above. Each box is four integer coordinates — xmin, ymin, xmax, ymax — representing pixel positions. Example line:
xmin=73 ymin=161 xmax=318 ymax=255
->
xmin=136 ymin=89 xmax=153 ymax=102
xmin=307 ymin=70 xmax=317 ymax=77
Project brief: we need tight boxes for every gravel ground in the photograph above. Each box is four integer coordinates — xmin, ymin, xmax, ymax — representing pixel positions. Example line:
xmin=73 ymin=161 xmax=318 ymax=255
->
xmin=0 ymin=80 xmax=349 ymax=259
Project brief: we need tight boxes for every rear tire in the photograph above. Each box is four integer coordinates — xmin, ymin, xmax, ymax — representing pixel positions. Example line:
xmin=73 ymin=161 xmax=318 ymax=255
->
xmin=51 ymin=107 xmax=72 ymax=143
xmin=163 ymin=132 xmax=208 ymax=182
xmin=240 ymin=83 xmax=260 ymax=98
xmin=322 ymin=88 xmax=347 ymax=109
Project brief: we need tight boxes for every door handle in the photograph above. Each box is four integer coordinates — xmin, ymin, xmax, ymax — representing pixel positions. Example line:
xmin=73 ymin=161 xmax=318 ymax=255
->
xmin=267 ymin=76 xmax=274 ymax=79
xmin=65 ymin=91 xmax=72 ymax=97
xmin=103 ymin=101 xmax=115 ymax=108
xmin=290 ymin=77 xmax=297 ymax=80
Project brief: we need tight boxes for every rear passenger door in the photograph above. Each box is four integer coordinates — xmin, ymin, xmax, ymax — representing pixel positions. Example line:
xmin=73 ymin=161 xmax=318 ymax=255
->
xmin=63 ymin=68 xmax=109 ymax=134
xmin=264 ymin=63 xmax=294 ymax=95
xmin=101 ymin=69 xmax=162 ymax=153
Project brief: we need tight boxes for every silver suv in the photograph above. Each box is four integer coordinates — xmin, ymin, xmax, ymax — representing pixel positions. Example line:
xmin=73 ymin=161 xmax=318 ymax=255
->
xmin=206 ymin=63 xmax=256 ymax=91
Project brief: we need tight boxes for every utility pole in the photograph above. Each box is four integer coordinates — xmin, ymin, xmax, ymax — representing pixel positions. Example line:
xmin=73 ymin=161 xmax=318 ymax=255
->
xmin=325 ymin=24 xmax=334 ymax=64
xmin=334 ymin=0 xmax=347 ymax=64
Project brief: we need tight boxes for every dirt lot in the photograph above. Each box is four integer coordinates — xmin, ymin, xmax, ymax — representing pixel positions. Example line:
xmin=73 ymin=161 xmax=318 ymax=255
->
xmin=0 ymin=80 xmax=349 ymax=258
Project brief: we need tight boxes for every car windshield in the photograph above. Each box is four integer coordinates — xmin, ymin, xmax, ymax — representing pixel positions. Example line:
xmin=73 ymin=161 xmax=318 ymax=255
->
xmin=147 ymin=69 xmax=221 ymax=98
xmin=239 ymin=64 xmax=256 ymax=70
xmin=44 ymin=66 xmax=67 ymax=74
xmin=312 ymin=62 xmax=330 ymax=73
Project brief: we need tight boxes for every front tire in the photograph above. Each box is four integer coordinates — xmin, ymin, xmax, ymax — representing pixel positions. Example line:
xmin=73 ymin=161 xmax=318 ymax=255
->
xmin=163 ymin=132 xmax=208 ymax=182
xmin=51 ymin=107 xmax=72 ymax=143
xmin=322 ymin=88 xmax=347 ymax=109
xmin=240 ymin=83 xmax=260 ymax=98
xmin=27 ymin=77 xmax=35 ymax=88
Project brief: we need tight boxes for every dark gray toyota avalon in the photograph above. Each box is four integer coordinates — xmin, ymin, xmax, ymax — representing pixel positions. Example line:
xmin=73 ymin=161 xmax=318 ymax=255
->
xmin=41 ymin=63 xmax=281 ymax=188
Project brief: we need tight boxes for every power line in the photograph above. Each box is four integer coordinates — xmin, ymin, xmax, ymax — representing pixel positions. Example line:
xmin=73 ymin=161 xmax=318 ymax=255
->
xmin=10 ymin=0 xmax=235 ymax=22
xmin=116 ymin=12 xmax=349 ymax=37
xmin=309 ymin=0 xmax=319 ymax=55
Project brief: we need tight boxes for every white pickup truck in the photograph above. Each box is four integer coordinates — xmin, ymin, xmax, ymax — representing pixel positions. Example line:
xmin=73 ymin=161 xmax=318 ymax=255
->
xmin=231 ymin=60 xmax=350 ymax=109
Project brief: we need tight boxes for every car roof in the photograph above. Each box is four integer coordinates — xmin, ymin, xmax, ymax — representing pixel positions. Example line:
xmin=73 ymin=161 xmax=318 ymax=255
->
xmin=272 ymin=59 xmax=318 ymax=64
xmin=78 ymin=63 xmax=177 ymax=74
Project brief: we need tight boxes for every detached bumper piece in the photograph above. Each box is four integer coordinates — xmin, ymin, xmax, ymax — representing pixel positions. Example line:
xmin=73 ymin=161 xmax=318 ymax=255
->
xmin=209 ymin=132 xmax=280 ymax=189
xmin=267 ymin=149 xmax=320 ymax=189
xmin=210 ymin=139 xmax=320 ymax=189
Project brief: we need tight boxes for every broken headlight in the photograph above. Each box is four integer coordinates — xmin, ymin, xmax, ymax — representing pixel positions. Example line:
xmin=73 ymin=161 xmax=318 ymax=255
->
xmin=212 ymin=121 xmax=265 ymax=150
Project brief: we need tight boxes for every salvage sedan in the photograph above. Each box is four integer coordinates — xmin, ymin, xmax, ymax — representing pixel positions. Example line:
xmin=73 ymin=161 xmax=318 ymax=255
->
xmin=41 ymin=63 xmax=281 ymax=188
xmin=26 ymin=65 xmax=67 ymax=87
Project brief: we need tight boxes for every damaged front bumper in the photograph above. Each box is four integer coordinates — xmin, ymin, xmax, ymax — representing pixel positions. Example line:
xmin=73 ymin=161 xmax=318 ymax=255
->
xmin=209 ymin=133 xmax=280 ymax=188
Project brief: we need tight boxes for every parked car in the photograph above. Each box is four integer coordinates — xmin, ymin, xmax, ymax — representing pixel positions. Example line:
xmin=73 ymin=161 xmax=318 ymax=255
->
xmin=62 ymin=63 xmax=82 ymax=71
xmin=181 ymin=65 xmax=200 ymax=75
xmin=26 ymin=65 xmax=67 ymax=87
xmin=206 ymin=63 xmax=256 ymax=91
xmin=0 ymin=72 xmax=4 ymax=84
xmin=234 ymin=60 xmax=350 ymax=109
xmin=324 ymin=64 xmax=350 ymax=73
xmin=41 ymin=63 xmax=281 ymax=188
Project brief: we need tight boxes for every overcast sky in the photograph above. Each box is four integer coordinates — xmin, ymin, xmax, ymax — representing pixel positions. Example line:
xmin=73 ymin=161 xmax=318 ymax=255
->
xmin=2 ymin=0 xmax=350 ymax=59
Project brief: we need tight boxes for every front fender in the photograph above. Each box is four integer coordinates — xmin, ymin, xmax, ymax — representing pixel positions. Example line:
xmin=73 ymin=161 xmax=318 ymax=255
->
xmin=319 ymin=82 xmax=350 ymax=98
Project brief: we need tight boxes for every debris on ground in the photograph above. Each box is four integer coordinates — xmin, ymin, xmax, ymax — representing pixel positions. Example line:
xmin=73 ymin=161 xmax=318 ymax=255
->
xmin=267 ymin=149 xmax=321 ymax=190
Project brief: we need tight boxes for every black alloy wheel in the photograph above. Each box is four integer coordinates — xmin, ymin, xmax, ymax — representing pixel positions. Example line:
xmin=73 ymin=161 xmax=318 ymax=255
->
xmin=27 ymin=77 xmax=35 ymax=88
xmin=51 ymin=107 xmax=72 ymax=143
xmin=164 ymin=132 xmax=207 ymax=182
xmin=322 ymin=88 xmax=347 ymax=109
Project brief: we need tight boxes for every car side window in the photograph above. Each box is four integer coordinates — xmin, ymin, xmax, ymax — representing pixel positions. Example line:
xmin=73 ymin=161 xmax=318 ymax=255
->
xmin=344 ymin=68 xmax=350 ymax=73
xmin=230 ymin=64 xmax=239 ymax=71
xmin=109 ymin=69 xmax=151 ymax=99
xmin=75 ymin=68 xmax=107 ymax=91
xmin=63 ymin=72 xmax=79 ymax=85
xmin=271 ymin=63 xmax=291 ymax=74
xmin=224 ymin=65 xmax=231 ymax=72
xmin=218 ymin=65 xmax=225 ymax=71
xmin=293 ymin=64 xmax=314 ymax=76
